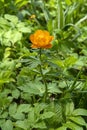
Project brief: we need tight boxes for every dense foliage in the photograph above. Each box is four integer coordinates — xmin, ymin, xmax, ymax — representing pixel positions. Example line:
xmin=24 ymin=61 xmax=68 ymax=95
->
xmin=0 ymin=0 xmax=87 ymax=130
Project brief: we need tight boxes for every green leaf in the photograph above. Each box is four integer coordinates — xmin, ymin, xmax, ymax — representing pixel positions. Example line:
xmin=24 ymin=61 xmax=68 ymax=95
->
xmin=64 ymin=121 xmax=83 ymax=130
xmin=11 ymin=31 xmax=22 ymax=43
xmin=12 ymin=89 xmax=20 ymax=99
xmin=65 ymin=102 xmax=74 ymax=116
xmin=18 ymin=81 xmax=45 ymax=95
xmin=48 ymin=83 xmax=62 ymax=94
xmin=9 ymin=103 xmax=17 ymax=116
xmin=4 ymin=14 xmax=18 ymax=24
xmin=51 ymin=59 xmax=64 ymax=68
xmin=15 ymin=120 xmax=29 ymax=130
xmin=56 ymin=126 xmax=67 ymax=130
xmin=69 ymin=116 xmax=86 ymax=126
xmin=0 ymin=112 xmax=8 ymax=119
xmin=56 ymin=0 xmax=64 ymax=29
xmin=75 ymin=56 xmax=87 ymax=69
xmin=72 ymin=108 xmax=87 ymax=116
xmin=33 ymin=121 xmax=46 ymax=129
xmin=34 ymin=103 xmax=47 ymax=115
xmin=41 ymin=112 xmax=54 ymax=119
xmin=0 ymin=17 xmax=9 ymax=26
xmin=17 ymin=22 xmax=31 ymax=33
xmin=47 ymin=20 xmax=53 ymax=33
xmin=0 ymin=88 xmax=11 ymax=97
xmin=3 ymin=47 xmax=11 ymax=59
xmin=65 ymin=0 xmax=72 ymax=5
xmin=28 ymin=109 xmax=35 ymax=124
xmin=12 ymin=112 xmax=25 ymax=120
xmin=13 ymin=128 xmax=22 ymax=130
xmin=0 ymin=97 xmax=10 ymax=108
xmin=17 ymin=104 xmax=31 ymax=113
xmin=1 ymin=120 xmax=13 ymax=130
xmin=49 ymin=129 xmax=55 ymax=130
xmin=15 ymin=0 xmax=28 ymax=8
xmin=0 ymin=119 xmax=5 ymax=128
xmin=39 ymin=1 xmax=50 ymax=22
xmin=18 ymin=27 xmax=31 ymax=33
xmin=64 ymin=56 xmax=77 ymax=68
xmin=4 ymin=30 xmax=22 ymax=44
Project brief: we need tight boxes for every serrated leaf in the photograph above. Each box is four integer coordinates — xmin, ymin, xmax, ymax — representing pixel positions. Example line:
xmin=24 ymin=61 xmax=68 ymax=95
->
xmin=18 ymin=84 xmax=40 ymax=95
xmin=48 ymin=83 xmax=62 ymax=94
xmin=18 ymin=81 xmax=45 ymax=95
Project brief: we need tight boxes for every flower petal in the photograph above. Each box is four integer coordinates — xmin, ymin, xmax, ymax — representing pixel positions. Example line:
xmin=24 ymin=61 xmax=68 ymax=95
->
xmin=30 ymin=30 xmax=54 ymax=49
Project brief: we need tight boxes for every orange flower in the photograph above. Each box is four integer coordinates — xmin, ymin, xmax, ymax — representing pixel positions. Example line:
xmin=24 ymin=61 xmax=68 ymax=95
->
xmin=30 ymin=30 xmax=54 ymax=49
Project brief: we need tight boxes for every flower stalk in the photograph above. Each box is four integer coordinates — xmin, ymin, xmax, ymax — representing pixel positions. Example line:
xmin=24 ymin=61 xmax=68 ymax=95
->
xmin=39 ymin=49 xmax=48 ymax=102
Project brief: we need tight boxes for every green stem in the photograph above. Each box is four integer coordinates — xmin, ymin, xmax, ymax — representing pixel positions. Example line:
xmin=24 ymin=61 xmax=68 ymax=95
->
xmin=39 ymin=49 xmax=48 ymax=102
